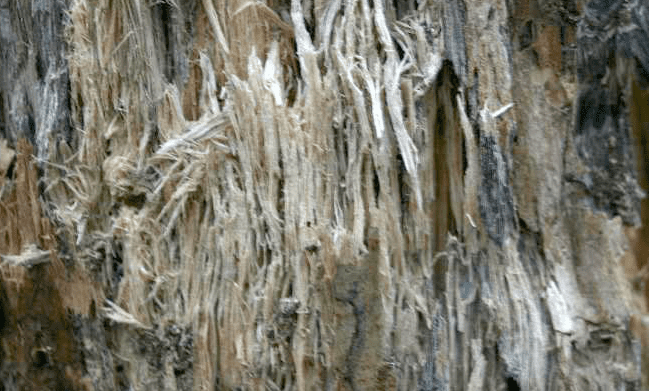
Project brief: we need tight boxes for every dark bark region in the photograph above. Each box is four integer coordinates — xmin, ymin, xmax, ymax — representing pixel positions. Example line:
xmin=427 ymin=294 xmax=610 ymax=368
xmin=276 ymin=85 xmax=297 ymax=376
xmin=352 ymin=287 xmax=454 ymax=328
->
xmin=0 ymin=0 xmax=71 ymax=159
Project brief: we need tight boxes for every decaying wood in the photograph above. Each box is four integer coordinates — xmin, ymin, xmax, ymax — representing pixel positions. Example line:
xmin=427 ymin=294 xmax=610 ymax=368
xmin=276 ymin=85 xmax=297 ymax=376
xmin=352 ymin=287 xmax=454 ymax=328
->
xmin=0 ymin=0 xmax=648 ymax=390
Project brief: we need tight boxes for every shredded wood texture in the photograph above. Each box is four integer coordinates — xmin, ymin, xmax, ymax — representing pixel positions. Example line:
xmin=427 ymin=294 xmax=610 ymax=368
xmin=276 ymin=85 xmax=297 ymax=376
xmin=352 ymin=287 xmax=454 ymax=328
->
xmin=1 ymin=0 xmax=647 ymax=390
xmin=58 ymin=1 xmax=470 ymax=389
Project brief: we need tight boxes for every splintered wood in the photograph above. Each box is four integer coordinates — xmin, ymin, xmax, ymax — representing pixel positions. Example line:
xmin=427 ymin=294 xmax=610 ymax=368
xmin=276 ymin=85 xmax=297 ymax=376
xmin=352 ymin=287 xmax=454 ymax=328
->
xmin=0 ymin=0 xmax=632 ymax=390
xmin=56 ymin=1 xmax=463 ymax=389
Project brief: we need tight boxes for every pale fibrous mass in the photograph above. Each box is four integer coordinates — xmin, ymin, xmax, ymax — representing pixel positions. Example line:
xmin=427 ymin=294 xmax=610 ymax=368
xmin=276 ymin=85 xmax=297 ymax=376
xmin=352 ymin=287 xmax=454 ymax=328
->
xmin=0 ymin=0 xmax=648 ymax=390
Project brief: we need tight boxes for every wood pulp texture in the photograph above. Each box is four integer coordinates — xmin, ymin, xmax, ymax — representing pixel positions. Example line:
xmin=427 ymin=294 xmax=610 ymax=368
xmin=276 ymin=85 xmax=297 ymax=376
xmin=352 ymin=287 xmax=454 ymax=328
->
xmin=0 ymin=0 xmax=648 ymax=389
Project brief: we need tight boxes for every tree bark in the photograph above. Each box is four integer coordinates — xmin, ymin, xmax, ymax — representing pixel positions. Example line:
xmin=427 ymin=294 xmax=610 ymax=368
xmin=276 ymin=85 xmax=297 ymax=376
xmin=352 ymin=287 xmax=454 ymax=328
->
xmin=0 ymin=0 xmax=648 ymax=390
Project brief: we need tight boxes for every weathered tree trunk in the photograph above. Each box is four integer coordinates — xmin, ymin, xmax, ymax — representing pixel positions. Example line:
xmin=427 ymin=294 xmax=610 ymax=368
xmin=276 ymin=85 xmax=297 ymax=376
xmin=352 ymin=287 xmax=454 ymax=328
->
xmin=1 ymin=0 xmax=648 ymax=389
